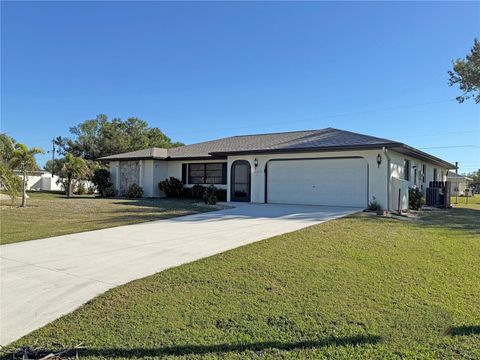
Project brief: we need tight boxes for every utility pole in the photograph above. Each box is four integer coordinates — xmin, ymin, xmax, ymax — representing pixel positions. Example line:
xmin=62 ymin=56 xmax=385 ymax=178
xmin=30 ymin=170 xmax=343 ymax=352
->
xmin=51 ymin=139 xmax=55 ymax=176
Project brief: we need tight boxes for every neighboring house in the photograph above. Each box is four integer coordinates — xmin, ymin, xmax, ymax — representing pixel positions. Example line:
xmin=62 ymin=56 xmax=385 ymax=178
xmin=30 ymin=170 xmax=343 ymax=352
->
xmin=98 ymin=128 xmax=455 ymax=210
xmin=447 ymin=171 xmax=472 ymax=196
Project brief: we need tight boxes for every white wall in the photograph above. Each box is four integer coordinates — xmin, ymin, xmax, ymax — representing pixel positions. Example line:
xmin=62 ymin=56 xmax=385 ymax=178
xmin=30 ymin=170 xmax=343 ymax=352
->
xmin=226 ymin=149 xmax=389 ymax=208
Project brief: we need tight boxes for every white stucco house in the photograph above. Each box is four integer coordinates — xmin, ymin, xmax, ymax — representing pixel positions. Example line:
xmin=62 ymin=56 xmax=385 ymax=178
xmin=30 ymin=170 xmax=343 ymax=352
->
xmin=447 ymin=171 xmax=472 ymax=196
xmin=98 ymin=128 xmax=455 ymax=210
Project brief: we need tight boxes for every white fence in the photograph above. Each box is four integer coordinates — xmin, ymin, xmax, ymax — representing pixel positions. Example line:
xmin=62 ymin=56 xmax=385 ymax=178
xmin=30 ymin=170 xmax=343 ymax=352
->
xmin=390 ymin=177 xmax=409 ymax=212
xmin=1 ymin=171 xmax=94 ymax=193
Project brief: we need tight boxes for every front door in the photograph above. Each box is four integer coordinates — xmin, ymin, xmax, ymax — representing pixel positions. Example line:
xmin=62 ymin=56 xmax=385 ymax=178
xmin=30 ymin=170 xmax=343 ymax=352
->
xmin=231 ymin=160 xmax=251 ymax=202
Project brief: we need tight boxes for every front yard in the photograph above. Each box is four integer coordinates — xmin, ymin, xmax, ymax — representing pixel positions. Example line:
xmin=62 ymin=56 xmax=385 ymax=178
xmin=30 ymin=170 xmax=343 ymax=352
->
xmin=0 ymin=192 xmax=214 ymax=245
xmin=3 ymin=201 xmax=479 ymax=358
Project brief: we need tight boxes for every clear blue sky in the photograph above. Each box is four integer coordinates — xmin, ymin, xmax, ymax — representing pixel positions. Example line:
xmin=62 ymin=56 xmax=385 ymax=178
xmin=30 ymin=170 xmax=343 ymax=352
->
xmin=1 ymin=1 xmax=479 ymax=173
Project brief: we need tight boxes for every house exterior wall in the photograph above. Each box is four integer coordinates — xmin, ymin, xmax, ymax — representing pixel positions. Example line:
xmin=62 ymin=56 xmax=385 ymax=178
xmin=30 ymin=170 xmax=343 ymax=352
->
xmin=388 ymin=150 xmax=448 ymax=190
xmin=107 ymin=149 xmax=451 ymax=209
xmin=226 ymin=149 xmax=389 ymax=208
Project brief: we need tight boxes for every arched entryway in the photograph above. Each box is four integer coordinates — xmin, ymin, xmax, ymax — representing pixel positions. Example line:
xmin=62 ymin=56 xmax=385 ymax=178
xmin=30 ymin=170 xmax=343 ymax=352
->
xmin=231 ymin=160 xmax=251 ymax=202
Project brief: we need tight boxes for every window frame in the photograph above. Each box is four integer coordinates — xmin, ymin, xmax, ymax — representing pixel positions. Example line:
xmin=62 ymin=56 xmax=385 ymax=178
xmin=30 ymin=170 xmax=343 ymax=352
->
xmin=187 ymin=162 xmax=227 ymax=185
xmin=404 ymin=159 xmax=410 ymax=181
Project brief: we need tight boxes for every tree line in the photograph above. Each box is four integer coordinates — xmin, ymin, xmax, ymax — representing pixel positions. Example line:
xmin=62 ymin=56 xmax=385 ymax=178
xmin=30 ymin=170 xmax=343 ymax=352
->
xmin=1 ymin=115 xmax=183 ymax=206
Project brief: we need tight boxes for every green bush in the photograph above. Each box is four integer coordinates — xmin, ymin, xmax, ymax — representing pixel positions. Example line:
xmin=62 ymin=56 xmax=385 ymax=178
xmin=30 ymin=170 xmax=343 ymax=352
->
xmin=215 ymin=189 xmax=227 ymax=202
xmin=409 ymin=187 xmax=425 ymax=210
xmin=367 ymin=197 xmax=382 ymax=211
xmin=126 ymin=183 xmax=144 ymax=198
xmin=158 ymin=177 xmax=183 ymax=198
xmin=182 ymin=187 xmax=193 ymax=198
xmin=203 ymin=185 xmax=218 ymax=205
xmin=103 ymin=184 xmax=116 ymax=197
xmin=92 ymin=169 xmax=113 ymax=197
xmin=192 ymin=185 xmax=206 ymax=199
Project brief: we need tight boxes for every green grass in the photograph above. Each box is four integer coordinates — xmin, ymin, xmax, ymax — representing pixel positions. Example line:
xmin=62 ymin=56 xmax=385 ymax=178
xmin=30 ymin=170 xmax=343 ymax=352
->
xmin=2 ymin=203 xmax=479 ymax=358
xmin=451 ymin=194 xmax=480 ymax=209
xmin=0 ymin=192 xmax=214 ymax=245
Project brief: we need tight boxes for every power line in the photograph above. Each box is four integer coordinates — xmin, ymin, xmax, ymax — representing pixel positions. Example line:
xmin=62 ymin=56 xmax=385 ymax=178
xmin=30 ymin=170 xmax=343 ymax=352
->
xmin=167 ymin=98 xmax=457 ymax=135
xmin=419 ymin=145 xmax=480 ymax=149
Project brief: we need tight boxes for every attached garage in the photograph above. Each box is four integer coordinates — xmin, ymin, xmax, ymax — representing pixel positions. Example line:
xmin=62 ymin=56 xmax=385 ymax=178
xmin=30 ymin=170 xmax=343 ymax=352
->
xmin=266 ymin=158 xmax=368 ymax=207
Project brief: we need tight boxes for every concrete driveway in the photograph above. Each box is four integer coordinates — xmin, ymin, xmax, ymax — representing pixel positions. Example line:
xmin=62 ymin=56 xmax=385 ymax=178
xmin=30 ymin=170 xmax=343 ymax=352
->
xmin=0 ymin=203 xmax=359 ymax=345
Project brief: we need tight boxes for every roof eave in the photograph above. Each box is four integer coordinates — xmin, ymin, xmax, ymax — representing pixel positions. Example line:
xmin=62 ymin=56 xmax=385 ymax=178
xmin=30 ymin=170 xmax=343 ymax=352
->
xmin=390 ymin=144 xmax=457 ymax=169
xmin=209 ymin=143 xmax=402 ymax=157
xmin=97 ymin=156 xmax=167 ymax=162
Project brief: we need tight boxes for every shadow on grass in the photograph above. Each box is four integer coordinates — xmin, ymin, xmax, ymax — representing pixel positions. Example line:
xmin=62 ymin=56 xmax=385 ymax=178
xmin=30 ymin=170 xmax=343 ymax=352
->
xmin=96 ymin=334 xmax=381 ymax=356
xmin=447 ymin=325 xmax=480 ymax=336
xmin=26 ymin=335 xmax=381 ymax=358
xmin=418 ymin=207 xmax=480 ymax=234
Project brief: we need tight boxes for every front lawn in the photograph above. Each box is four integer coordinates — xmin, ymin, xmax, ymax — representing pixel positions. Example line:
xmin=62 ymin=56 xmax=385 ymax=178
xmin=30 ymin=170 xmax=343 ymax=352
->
xmin=3 ymin=203 xmax=479 ymax=358
xmin=451 ymin=194 xmax=480 ymax=209
xmin=0 ymin=192 xmax=214 ymax=245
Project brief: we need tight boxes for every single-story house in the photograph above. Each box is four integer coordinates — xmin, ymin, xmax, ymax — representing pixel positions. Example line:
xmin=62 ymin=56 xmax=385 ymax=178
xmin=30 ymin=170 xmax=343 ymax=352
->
xmin=447 ymin=171 xmax=472 ymax=196
xmin=98 ymin=128 xmax=455 ymax=210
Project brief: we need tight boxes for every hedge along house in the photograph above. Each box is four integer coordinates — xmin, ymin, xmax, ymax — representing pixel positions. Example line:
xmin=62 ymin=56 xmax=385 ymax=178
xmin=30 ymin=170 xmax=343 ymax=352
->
xmin=98 ymin=128 xmax=455 ymax=210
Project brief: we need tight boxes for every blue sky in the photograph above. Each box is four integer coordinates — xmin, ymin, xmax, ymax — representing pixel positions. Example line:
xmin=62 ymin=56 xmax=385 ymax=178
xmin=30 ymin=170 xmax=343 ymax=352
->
xmin=1 ymin=1 xmax=479 ymax=173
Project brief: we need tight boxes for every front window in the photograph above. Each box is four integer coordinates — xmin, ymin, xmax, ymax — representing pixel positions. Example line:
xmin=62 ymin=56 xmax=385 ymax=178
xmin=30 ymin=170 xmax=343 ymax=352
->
xmin=433 ymin=168 xmax=438 ymax=181
xmin=404 ymin=159 xmax=410 ymax=181
xmin=188 ymin=163 xmax=227 ymax=184
xmin=422 ymin=164 xmax=426 ymax=183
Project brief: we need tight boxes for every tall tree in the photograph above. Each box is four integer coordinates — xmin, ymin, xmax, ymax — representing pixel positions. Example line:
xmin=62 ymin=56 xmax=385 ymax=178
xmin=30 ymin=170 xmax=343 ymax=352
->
xmin=9 ymin=143 xmax=44 ymax=207
xmin=61 ymin=153 xmax=90 ymax=198
xmin=64 ymin=115 xmax=184 ymax=160
xmin=0 ymin=134 xmax=21 ymax=203
xmin=448 ymin=38 xmax=480 ymax=103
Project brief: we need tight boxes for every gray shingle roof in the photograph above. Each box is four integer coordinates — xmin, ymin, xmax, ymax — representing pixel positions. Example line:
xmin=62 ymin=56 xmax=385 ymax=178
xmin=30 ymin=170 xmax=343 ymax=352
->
xmin=447 ymin=171 xmax=472 ymax=180
xmin=97 ymin=127 xmax=455 ymax=169
xmin=98 ymin=147 xmax=168 ymax=160
xmin=166 ymin=127 xmax=399 ymax=158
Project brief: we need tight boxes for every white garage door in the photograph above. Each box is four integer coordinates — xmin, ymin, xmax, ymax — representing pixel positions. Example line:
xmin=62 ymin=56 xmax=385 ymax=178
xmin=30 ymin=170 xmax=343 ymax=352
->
xmin=267 ymin=158 xmax=368 ymax=207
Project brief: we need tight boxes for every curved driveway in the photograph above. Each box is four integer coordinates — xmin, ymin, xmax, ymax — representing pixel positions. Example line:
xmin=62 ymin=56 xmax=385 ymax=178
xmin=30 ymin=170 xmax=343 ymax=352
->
xmin=0 ymin=203 xmax=359 ymax=345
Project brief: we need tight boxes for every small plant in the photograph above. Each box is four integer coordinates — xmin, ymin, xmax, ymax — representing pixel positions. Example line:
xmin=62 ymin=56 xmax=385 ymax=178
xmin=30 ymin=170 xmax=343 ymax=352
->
xmin=158 ymin=177 xmax=184 ymax=198
xmin=203 ymin=185 xmax=218 ymax=205
xmin=126 ymin=183 xmax=144 ymax=198
xmin=92 ymin=168 xmax=113 ymax=197
xmin=75 ymin=182 xmax=86 ymax=195
xmin=103 ymin=184 xmax=116 ymax=197
xmin=367 ymin=197 xmax=382 ymax=211
xmin=192 ymin=184 xmax=206 ymax=199
xmin=408 ymin=187 xmax=425 ymax=210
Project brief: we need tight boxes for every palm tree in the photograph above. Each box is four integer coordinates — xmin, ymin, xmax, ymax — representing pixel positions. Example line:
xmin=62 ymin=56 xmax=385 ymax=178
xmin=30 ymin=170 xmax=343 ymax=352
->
xmin=0 ymin=134 xmax=21 ymax=203
xmin=9 ymin=143 xmax=45 ymax=207
xmin=62 ymin=153 xmax=89 ymax=198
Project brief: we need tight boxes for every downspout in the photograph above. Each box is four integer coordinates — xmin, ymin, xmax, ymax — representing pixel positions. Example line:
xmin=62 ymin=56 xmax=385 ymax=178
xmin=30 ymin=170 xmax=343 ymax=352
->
xmin=383 ymin=147 xmax=391 ymax=211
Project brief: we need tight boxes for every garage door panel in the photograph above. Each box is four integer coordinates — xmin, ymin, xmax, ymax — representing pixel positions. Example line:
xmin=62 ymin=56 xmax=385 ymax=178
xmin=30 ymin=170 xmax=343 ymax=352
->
xmin=267 ymin=158 xmax=367 ymax=207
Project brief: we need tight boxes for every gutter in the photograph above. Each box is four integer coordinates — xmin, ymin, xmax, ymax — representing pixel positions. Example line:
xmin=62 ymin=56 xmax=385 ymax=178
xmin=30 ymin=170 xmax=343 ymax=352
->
xmin=382 ymin=146 xmax=391 ymax=211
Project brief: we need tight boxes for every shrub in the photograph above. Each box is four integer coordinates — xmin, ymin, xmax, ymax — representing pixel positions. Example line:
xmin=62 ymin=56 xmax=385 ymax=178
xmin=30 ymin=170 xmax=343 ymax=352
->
xmin=367 ymin=197 xmax=382 ymax=211
xmin=203 ymin=185 xmax=218 ymax=205
xmin=182 ymin=187 xmax=193 ymax=198
xmin=75 ymin=182 xmax=86 ymax=195
xmin=409 ymin=187 xmax=425 ymax=210
xmin=158 ymin=177 xmax=184 ymax=198
xmin=192 ymin=185 xmax=206 ymax=199
xmin=215 ymin=188 xmax=227 ymax=202
xmin=126 ymin=183 xmax=144 ymax=198
xmin=87 ymin=185 xmax=96 ymax=195
xmin=92 ymin=169 xmax=113 ymax=197
xmin=103 ymin=184 xmax=116 ymax=197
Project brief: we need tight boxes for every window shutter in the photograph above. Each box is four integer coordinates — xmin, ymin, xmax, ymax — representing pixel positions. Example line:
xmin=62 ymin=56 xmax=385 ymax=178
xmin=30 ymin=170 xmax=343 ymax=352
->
xmin=182 ymin=164 xmax=187 ymax=184
xmin=222 ymin=163 xmax=227 ymax=184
